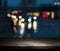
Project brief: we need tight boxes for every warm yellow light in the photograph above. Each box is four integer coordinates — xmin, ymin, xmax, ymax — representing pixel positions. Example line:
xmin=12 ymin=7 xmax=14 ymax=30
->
xmin=51 ymin=12 xmax=55 ymax=19
xmin=13 ymin=27 xmax=17 ymax=32
xmin=46 ymin=12 xmax=50 ymax=15
xmin=27 ymin=12 xmax=33 ymax=16
xmin=7 ymin=13 xmax=11 ymax=17
xmin=12 ymin=10 xmax=19 ymax=14
xmin=18 ymin=20 xmax=22 ymax=26
xmin=12 ymin=18 xmax=18 ymax=26
xmin=33 ymin=12 xmax=40 ymax=17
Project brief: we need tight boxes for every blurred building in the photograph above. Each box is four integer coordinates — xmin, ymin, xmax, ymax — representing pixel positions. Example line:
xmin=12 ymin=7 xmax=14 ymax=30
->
xmin=0 ymin=0 xmax=2 ymax=8
xmin=20 ymin=0 xmax=36 ymax=7
xmin=0 ymin=0 xmax=7 ymax=8
xmin=4 ymin=0 xmax=7 ymax=8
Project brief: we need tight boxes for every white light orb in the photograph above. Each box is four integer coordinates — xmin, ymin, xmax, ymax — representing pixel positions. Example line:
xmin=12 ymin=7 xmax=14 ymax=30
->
xmin=21 ymin=18 xmax=25 ymax=22
xmin=28 ymin=19 xmax=31 ymax=22
xmin=33 ymin=17 xmax=37 ymax=20
xmin=19 ymin=16 xmax=22 ymax=19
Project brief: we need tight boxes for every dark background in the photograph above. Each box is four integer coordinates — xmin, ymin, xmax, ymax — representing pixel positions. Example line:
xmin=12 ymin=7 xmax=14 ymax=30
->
xmin=0 ymin=0 xmax=60 ymax=38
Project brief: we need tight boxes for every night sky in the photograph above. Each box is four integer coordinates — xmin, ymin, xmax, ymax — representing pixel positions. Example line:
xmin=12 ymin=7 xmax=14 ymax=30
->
xmin=6 ymin=0 xmax=58 ymax=7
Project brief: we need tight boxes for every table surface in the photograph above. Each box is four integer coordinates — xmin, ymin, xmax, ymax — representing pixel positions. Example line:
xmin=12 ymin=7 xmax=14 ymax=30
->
xmin=0 ymin=38 xmax=60 ymax=49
